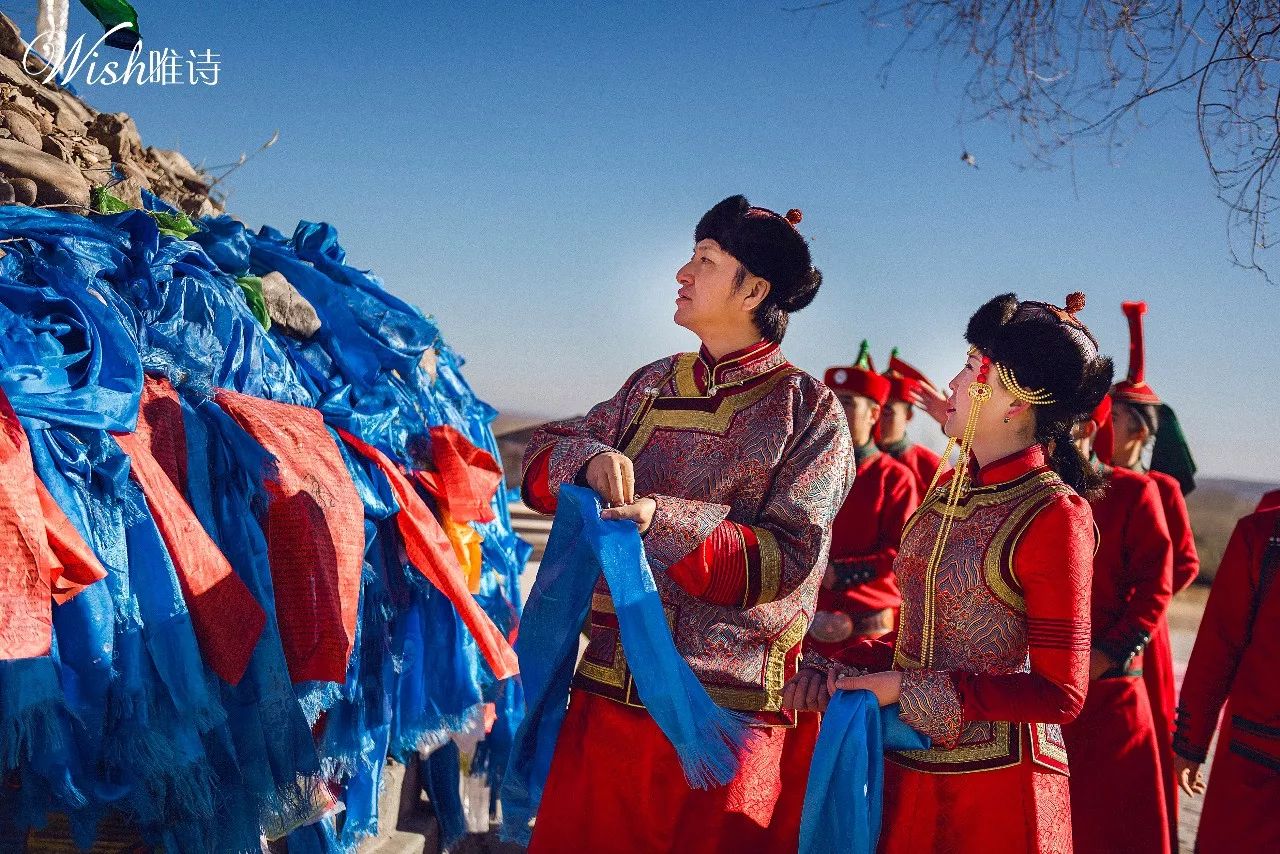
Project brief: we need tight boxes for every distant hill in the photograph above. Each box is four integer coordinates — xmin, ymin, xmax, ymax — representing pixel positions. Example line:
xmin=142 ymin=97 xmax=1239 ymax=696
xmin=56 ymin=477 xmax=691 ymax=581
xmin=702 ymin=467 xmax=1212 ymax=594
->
xmin=1186 ymin=476 xmax=1278 ymax=582
xmin=494 ymin=415 xmax=1272 ymax=585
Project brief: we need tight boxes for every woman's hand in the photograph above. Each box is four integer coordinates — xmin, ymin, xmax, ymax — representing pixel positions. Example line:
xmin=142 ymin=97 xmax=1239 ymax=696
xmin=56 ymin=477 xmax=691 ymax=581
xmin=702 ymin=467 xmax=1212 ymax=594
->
xmin=782 ymin=667 xmax=832 ymax=712
xmin=585 ymin=451 xmax=636 ymax=506
xmin=1173 ymin=755 xmax=1206 ymax=797
xmin=600 ymin=497 xmax=657 ymax=534
xmin=909 ymin=381 xmax=949 ymax=427
xmin=831 ymin=669 xmax=903 ymax=707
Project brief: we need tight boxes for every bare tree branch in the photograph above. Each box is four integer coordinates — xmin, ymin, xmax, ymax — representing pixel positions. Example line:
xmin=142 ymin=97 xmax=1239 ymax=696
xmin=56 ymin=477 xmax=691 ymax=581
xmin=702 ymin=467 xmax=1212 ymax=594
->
xmin=791 ymin=0 xmax=1280 ymax=278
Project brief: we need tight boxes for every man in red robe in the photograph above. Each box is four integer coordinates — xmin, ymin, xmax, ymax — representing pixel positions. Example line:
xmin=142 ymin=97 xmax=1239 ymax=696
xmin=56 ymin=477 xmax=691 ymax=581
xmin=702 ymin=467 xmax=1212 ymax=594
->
xmin=1172 ymin=507 xmax=1280 ymax=853
xmin=808 ymin=340 xmax=919 ymax=657
xmin=1063 ymin=396 xmax=1174 ymax=854
xmin=520 ymin=196 xmax=854 ymax=853
xmin=1105 ymin=300 xmax=1200 ymax=848
xmin=877 ymin=348 xmax=942 ymax=492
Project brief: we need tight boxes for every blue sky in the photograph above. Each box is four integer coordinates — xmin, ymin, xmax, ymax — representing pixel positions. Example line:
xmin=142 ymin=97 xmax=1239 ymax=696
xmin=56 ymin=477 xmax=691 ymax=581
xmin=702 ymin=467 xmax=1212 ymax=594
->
xmin=21 ymin=1 xmax=1279 ymax=481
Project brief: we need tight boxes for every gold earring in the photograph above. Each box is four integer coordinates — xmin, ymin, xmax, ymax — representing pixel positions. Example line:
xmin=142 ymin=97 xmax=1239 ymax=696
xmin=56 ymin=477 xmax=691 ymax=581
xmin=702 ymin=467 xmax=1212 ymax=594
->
xmin=1003 ymin=416 xmax=1010 ymax=423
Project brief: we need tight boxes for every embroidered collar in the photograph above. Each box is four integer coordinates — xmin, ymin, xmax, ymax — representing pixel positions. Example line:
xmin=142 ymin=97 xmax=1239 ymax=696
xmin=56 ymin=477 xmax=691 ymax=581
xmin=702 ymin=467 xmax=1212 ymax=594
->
xmin=854 ymin=441 xmax=880 ymax=468
xmin=879 ymin=437 xmax=910 ymax=457
xmin=973 ymin=444 xmax=1049 ymax=487
xmin=693 ymin=340 xmax=787 ymax=394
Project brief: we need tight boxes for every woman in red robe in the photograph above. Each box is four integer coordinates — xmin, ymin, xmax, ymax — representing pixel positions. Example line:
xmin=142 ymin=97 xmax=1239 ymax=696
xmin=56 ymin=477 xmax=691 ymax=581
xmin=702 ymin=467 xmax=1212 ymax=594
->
xmin=787 ymin=292 xmax=1113 ymax=853
xmin=1172 ymin=507 xmax=1280 ymax=853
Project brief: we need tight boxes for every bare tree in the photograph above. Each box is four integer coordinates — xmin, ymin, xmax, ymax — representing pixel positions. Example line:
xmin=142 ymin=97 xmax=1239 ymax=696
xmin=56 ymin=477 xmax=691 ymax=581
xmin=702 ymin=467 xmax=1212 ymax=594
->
xmin=788 ymin=1 xmax=1280 ymax=279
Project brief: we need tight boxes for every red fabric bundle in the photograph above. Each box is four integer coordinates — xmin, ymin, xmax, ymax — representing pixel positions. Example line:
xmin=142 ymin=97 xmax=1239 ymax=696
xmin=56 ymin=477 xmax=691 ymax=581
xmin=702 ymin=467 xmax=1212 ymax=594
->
xmin=416 ymin=424 xmax=503 ymax=524
xmin=1 ymin=389 xmax=105 ymax=660
xmin=215 ymin=390 xmax=365 ymax=684
xmin=113 ymin=376 xmax=266 ymax=685
xmin=337 ymin=428 xmax=518 ymax=680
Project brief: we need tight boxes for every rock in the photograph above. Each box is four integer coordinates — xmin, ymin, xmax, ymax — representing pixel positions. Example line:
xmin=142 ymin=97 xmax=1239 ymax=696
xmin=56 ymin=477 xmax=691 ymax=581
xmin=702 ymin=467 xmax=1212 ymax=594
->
xmin=86 ymin=112 xmax=144 ymax=161
xmin=110 ymin=176 xmax=145 ymax=208
xmin=260 ymin=270 xmax=323 ymax=338
xmin=0 ymin=178 xmax=15 ymax=205
xmin=1 ymin=99 xmax=52 ymax=135
xmin=0 ymin=107 xmax=40 ymax=147
xmin=0 ymin=13 xmax=24 ymax=63
xmin=40 ymin=132 xmax=74 ymax=162
xmin=149 ymin=147 xmax=206 ymax=184
xmin=0 ymin=137 xmax=90 ymax=207
xmin=9 ymin=176 xmax=37 ymax=205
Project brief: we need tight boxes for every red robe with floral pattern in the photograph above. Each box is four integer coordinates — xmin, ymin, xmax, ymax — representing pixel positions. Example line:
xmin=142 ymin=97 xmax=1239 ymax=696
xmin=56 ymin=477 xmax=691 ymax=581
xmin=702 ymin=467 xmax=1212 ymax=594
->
xmin=521 ymin=340 xmax=854 ymax=854
xmin=1063 ymin=465 xmax=1173 ymax=854
xmin=1174 ymin=508 xmax=1280 ymax=854
xmin=839 ymin=446 xmax=1094 ymax=854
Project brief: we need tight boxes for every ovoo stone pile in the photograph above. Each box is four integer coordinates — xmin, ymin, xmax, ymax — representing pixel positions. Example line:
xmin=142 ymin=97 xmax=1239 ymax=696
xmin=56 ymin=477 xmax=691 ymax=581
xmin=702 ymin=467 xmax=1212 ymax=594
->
xmin=0 ymin=11 xmax=220 ymax=215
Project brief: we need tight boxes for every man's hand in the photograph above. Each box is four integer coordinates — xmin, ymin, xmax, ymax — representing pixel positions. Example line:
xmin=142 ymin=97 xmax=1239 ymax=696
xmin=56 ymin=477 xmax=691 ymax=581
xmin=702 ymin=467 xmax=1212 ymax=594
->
xmin=1174 ymin=755 xmax=1206 ymax=797
xmin=600 ymin=496 xmax=657 ymax=534
xmin=831 ymin=669 xmax=903 ymax=707
xmin=1089 ymin=649 xmax=1118 ymax=680
xmin=909 ymin=381 xmax=949 ymax=427
xmin=782 ymin=667 xmax=833 ymax=712
xmin=585 ymin=451 xmax=636 ymax=506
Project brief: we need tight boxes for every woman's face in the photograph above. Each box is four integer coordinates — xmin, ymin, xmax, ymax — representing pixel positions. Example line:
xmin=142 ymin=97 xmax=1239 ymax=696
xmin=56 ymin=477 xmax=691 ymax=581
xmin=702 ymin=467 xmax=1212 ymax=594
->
xmin=944 ymin=349 xmax=1016 ymax=440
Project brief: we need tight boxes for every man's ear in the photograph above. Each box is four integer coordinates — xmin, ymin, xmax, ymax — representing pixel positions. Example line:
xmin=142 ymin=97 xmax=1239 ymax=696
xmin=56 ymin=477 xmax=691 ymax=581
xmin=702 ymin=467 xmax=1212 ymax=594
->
xmin=1080 ymin=418 xmax=1100 ymax=440
xmin=740 ymin=275 xmax=771 ymax=312
xmin=869 ymin=402 xmax=883 ymax=423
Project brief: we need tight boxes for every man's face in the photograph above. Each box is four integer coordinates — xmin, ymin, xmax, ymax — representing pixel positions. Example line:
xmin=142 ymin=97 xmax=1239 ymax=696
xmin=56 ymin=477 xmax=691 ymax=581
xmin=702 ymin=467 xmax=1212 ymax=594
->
xmin=837 ymin=392 xmax=880 ymax=445
xmin=1110 ymin=400 xmax=1144 ymax=445
xmin=878 ymin=400 xmax=912 ymax=443
xmin=674 ymin=239 xmax=745 ymax=334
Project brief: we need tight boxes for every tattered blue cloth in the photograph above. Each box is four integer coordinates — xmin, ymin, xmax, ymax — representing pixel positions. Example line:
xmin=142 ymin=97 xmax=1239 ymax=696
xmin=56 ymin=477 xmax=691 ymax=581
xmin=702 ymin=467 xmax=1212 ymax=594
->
xmin=502 ymin=484 xmax=748 ymax=845
xmin=798 ymin=692 xmax=931 ymax=854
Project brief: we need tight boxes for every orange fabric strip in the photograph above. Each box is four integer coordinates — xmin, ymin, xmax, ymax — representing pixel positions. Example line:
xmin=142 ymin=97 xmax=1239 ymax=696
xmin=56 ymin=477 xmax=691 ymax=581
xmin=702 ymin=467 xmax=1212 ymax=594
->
xmin=337 ymin=428 xmax=518 ymax=680
xmin=421 ymin=425 xmax=503 ymax=524
xmin=114 ymin=427 xmax=266 ymax=686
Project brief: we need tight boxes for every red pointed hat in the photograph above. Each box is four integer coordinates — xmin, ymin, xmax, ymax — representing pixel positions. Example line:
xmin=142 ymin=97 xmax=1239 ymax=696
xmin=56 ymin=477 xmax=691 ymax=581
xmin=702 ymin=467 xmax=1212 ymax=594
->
xmin=1111 ymin=301 xmax=1162 ymax=405
xmin=824 ymin=340 xmax=891 ymax=405
xmin=883 ymin=347 xmax=932 ymax=403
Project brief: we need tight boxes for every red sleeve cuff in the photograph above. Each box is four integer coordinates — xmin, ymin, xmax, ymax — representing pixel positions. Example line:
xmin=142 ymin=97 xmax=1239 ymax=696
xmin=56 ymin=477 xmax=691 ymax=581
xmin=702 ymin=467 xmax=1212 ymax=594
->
xmin=666 ymin=520 xmax=765 ymax=606
xmin=521 ymin=445 xmax=557 ymax=515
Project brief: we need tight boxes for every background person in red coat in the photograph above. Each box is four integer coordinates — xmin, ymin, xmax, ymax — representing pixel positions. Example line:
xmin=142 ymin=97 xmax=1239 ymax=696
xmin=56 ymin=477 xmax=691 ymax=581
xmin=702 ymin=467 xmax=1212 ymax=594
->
xmin=1172 ymin=507 xmax=1280 ymax=854
xmin=1104 ymin=299 xmax=1200 ymax=850
xmin=811 ymin=340 xmax=920 ymax=658
xmin=1063 ymin=395 xmax=1174 ymax=854
xmin=877 ymin=348 xmax=942 ymax=492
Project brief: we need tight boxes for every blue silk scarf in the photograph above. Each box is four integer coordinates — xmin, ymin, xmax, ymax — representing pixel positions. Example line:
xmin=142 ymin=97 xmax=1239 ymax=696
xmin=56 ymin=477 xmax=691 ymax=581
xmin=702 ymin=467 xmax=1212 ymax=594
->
xmin=502 ymin=484 xmax=748 ymax=845
xmin=798 ymin=692 xmax=931 ymax=854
